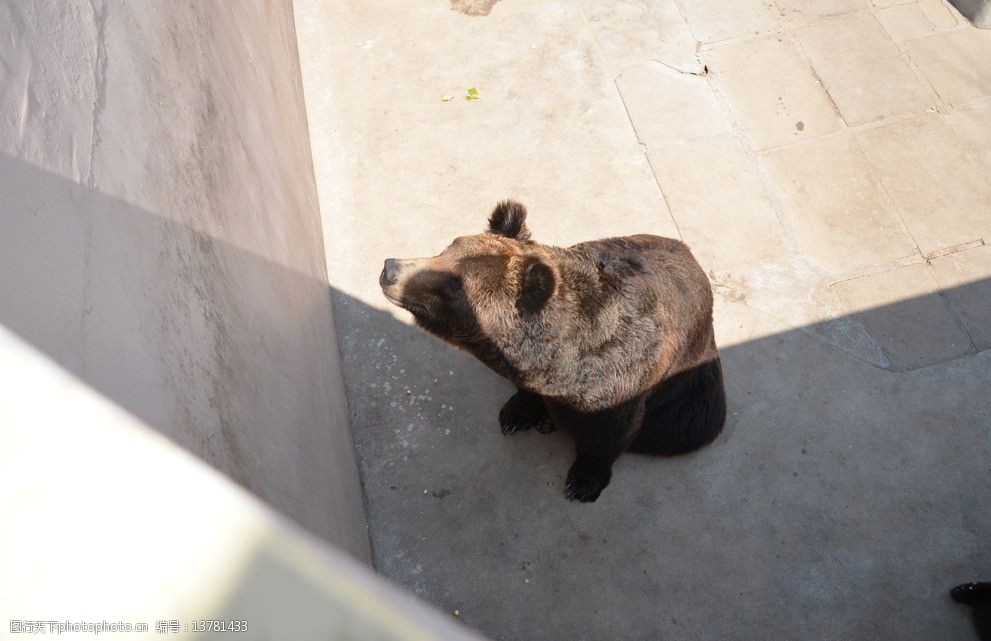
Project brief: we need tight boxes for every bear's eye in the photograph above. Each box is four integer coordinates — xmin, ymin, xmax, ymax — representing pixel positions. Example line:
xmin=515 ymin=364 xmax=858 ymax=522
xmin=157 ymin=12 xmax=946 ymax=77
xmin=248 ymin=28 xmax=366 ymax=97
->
xmin=443 ymin=275 xmax=463 ymax=296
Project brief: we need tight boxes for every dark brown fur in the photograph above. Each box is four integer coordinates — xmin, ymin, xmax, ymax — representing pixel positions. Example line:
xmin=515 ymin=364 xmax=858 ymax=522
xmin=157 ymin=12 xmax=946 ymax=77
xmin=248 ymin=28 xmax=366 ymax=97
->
xmin=380 ymin=201 xmax=726 ymax=501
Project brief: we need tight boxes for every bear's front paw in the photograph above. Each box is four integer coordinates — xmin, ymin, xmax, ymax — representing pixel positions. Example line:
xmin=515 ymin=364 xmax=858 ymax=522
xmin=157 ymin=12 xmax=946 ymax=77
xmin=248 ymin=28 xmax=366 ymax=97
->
xmin=499 ymin=391 xmax=551 ymax=435
xmin=564 ymin=463 xmax=611 ymax=503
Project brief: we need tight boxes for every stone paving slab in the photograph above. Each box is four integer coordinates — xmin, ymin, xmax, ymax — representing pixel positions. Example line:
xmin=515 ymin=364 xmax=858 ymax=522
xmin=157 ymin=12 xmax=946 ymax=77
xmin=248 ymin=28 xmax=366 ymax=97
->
xmin=649 ymin=135 xmax=789 ymax=271
xmin=944 ymin=100 xmax=991 ymax=168
xmin=931 ymin=244 xmax=991 ymax=350
xmin=677 ymin=0 xmax=779 ymax=43
xmin=829 ymin=262 xmax=975 ymax=370
xmin=760 ymin=131 xmax=917 ymax=275
xmin=577 ymin=0 xmax=702 ymax=72
xmin=615 ymin=62 xmax=727 ymax=145
xmin=705 ymin=35 xmax=841 ymax=149
xmin=794 ymin=11 xmax=935 ymax=125
xmin=903 ymin=26 xmax=991 ymax=103
xmin=856 ymin=114 xmax=991 ymax=255
xmin=876 ymin=0 xmax=960 ymax=41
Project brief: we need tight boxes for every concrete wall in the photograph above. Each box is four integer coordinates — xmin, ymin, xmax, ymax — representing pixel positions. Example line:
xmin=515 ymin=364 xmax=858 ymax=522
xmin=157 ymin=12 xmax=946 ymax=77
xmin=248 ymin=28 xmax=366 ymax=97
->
xmin=0 ymin=0 xmax=369 ymax=559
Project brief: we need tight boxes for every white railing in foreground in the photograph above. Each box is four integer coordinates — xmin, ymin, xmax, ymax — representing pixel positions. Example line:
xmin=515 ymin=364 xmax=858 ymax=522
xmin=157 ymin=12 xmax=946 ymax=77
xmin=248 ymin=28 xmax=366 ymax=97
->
xmin=0 ymin=325 xmax=486 ymax=641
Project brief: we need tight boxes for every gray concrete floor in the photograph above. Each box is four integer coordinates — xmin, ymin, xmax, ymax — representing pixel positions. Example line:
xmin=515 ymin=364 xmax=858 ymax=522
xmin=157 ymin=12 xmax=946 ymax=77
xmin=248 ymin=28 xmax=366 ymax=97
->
xmin=295 ymin=0 xmax=991 ymax=639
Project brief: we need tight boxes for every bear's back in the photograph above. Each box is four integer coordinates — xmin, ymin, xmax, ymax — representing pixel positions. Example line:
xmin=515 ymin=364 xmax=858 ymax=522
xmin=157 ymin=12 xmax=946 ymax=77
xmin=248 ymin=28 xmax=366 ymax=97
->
xmin=570 ymin=234 xmax=708 ymax=305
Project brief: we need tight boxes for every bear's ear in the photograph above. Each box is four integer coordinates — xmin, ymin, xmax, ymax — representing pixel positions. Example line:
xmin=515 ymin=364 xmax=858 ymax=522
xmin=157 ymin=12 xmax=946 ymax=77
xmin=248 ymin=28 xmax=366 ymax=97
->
xmin=488 ymin=200 xmax=531 ymax=241
xmin=517 ymin=257 xmax=555 ymax=315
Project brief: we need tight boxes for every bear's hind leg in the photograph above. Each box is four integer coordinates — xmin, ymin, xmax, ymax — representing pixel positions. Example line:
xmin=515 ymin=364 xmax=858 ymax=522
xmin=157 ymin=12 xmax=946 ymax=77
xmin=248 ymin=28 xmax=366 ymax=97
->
xmin=629 ymin=357 xmax=726 ymax=455
xmin=499 ymin=389 xmax=554 ymax=435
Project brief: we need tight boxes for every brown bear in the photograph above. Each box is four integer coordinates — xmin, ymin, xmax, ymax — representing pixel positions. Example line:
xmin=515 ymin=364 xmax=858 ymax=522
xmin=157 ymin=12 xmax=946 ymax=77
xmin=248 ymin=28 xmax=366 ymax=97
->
xmin=380 ymin=201 xmax=726 ymax=502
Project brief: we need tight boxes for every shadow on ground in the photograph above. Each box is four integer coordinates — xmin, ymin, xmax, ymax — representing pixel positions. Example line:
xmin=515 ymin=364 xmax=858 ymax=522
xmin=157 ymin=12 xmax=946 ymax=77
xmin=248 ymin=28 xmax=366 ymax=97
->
xmin=332 ymin=262 xmax=991 ymax=641
xmin=1 ymin=154 xmax=989 ymax=641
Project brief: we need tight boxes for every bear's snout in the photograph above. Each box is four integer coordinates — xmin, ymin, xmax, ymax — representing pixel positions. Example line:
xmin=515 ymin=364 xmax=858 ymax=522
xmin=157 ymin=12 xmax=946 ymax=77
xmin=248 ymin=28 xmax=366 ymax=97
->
xmin=381 ymin=258 xmax=401 ymax=287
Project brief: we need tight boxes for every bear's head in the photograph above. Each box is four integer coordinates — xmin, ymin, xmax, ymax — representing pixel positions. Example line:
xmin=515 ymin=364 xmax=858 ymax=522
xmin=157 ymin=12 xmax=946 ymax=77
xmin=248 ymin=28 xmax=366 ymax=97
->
xmin=380 ymin=201 xmax=556 ymax=362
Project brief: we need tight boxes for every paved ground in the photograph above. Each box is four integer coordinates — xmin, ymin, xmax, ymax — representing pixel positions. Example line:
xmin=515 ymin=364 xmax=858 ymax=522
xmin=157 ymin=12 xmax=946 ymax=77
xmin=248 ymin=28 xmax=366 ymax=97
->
xmin=295 ymin=0 xmax=991 ymax=639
